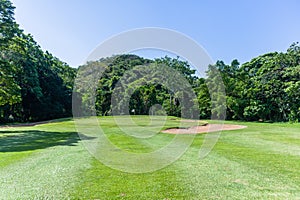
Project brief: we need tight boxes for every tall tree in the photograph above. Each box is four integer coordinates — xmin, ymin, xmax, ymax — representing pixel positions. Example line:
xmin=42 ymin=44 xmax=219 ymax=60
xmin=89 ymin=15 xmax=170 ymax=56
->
xmin=0 ymin=0 xmax=21 ymax=121
xmin=0 ymin=0 xmax=76 ymax=123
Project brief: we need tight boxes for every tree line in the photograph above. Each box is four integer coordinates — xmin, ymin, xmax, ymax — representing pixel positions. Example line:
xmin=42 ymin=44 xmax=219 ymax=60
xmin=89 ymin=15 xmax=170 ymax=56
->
xmin=1 ymin=0 xmax=299 ymax=123
xmin=0 ymin=0 xmax=76 ymax=123
xmin=214 ymin=45 xmax=300 ymax=122
xmin=76 ymin=47 xmax=299 ymax=122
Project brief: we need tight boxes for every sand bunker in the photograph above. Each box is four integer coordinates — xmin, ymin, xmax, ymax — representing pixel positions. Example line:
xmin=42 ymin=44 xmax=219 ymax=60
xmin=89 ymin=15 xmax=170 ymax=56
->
xmin=162 ymin=124 xmax=247 ymax=134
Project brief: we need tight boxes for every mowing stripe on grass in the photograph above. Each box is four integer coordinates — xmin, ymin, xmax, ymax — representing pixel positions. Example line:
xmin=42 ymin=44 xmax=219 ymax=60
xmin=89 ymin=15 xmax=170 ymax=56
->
xmin=214 ymin=140 xmax=300 ymax=185
xmin=174 ymin=143 xmax=300 ymax=199
xmin=0 ymin=143 xmax=92 ymax=199
xmin=221 ymin=133 xmax=300 ymax=156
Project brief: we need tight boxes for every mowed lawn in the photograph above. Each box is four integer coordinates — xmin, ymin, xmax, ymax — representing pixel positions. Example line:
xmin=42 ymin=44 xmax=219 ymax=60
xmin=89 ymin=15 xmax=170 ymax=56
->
xmin=0 ymin=116 xmax=299 ymax=199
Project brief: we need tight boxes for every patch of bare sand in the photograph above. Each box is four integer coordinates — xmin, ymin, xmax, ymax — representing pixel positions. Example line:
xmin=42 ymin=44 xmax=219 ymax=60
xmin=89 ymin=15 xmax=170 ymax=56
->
xmin=162 ymin=124 xmax=247 ymax=134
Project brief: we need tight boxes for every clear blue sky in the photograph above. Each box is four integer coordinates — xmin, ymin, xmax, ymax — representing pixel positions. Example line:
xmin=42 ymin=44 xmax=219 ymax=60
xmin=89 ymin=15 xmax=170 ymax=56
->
xmin=11 ymin=0 xmax=300 ymax=67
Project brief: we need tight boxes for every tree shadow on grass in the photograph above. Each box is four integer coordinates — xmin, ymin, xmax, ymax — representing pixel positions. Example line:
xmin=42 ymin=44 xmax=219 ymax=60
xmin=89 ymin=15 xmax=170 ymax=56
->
xmin=0 ymin=130 xmax=95 ymax=152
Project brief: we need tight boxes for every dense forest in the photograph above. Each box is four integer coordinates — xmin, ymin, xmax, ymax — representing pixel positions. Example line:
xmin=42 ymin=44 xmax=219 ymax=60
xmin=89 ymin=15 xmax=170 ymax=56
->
xmin=0 ymin=0 xmax=76 ymax=122
xmin=76 ymin=50 xmax=300 ymax=122
xmin=1 ymin=0 xmax=299 ymax=123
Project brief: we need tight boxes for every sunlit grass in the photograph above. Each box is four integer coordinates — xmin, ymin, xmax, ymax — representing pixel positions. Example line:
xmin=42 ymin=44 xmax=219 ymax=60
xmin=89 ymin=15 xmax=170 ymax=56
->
xmin=0 ymin=117 xmax=299 ymax=199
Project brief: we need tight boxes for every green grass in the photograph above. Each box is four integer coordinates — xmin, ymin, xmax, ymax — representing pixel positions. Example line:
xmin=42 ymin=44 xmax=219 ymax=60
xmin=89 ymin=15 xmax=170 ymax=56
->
xmin=0 ymin=116 xmax=299 ymax=199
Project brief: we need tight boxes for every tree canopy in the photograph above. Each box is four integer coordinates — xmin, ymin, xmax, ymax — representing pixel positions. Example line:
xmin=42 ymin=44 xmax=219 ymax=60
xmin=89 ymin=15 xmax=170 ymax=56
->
xmin=211 ymin=44 xmax=300 ymax=122
xmin=75 ymin=45 xmax=299 ymax=122
xmin=0 ymin=0 xmax=76 ymax=123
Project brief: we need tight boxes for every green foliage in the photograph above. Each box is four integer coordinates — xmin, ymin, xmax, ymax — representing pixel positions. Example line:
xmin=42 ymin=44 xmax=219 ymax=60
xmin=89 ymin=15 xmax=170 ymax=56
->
xmin=194 ymin=78 xmax=210 ymax=118
xmin=154 ymin=56 xmax=197 ymax=85
xmin=77 ymin=55 xmax=199 ymax=118
xmin=76 ymin=44 xmax=300 ymax=122
xmin=205 ymin=44 xmax=300 ymax=122
xmin=0 ymin=0 xmax=76 ymax=123
xmin=0 ymin=0 xmax=21 ymax=107
xmin=0 ymin=0 xmax=19 ymax=44
xmin=205 ymin=63 xmax=226 ymax=119
xmin=237 ymin=45 xmax=300 ymax=122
